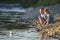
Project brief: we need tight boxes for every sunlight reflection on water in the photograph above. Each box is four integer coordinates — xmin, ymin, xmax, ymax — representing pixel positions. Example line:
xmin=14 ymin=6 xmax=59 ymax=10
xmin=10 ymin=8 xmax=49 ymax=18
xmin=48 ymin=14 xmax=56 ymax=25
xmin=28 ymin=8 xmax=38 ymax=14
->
xmin=0 ymin=28 xmax=58 ymax=40
xmin=0 ymin=28 xmax=38 ymax=40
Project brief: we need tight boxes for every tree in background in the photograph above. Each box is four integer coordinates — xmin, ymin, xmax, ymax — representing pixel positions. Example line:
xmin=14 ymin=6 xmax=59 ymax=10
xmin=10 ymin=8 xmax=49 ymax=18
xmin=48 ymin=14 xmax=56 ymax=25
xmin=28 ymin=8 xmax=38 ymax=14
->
xmin=20 ymin=0 xmax=38 ymax=7
xmin=37 ymin=0 xmax=59 ymax=6
xmin=0 ymin=0 xmax=38 ymax=8
xmin=0 ymin=0 xmax=60 ymax=7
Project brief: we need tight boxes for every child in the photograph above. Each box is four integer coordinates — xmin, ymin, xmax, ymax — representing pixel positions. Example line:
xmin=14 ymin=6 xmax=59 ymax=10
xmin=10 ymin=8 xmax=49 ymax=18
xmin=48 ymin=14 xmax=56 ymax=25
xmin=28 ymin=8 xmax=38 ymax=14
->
xmin=39 ymin=8 xmax=47 ymax=25
xmin=44 ymin=8 xmax=54 ymax=25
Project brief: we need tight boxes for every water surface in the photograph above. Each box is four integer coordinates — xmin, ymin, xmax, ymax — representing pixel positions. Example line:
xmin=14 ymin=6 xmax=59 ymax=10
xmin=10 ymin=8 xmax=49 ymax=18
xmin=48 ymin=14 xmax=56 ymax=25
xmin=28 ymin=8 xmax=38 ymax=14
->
xmin=0 ymin=28 xmax=58 ymax=40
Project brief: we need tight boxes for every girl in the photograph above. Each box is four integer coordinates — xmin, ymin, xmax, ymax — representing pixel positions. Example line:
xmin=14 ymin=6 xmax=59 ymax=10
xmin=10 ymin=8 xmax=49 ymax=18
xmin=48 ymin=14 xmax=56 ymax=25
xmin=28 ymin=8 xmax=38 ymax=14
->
xmin=38 ymin=8 xmax=47 ymax=25
xmin=44 ymin=8 xmax=54 ymax=25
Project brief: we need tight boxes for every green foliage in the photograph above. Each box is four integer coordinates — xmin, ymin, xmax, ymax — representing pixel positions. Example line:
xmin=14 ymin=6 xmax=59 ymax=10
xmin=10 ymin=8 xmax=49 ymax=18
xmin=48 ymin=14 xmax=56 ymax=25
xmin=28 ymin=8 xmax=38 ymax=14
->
xmin=20 ymin=0 xmax=38 ymax=8
xmin=0 ymin=0 xmax=38 ymax=8
xmin=0 ymin=0 xmax=60 ymax=8
xmin=37 ymin=0 xmax=59 ymax=6
xmin=0 ymin=0 xmax=21 ymax=3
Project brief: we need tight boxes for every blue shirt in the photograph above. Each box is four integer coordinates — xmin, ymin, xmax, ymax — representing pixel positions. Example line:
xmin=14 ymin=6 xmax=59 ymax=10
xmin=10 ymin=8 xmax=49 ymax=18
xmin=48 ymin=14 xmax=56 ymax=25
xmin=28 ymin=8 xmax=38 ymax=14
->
xmin=45 ymin=14 xmax=54 ymax=23
xmin=49 ymin=14 xmax=54 ymax=23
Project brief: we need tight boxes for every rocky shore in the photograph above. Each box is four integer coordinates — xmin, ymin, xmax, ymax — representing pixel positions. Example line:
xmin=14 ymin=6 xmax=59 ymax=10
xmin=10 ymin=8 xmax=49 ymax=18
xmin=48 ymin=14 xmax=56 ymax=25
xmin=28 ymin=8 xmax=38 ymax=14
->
xmin=35 ymin=4 xmax=60 ymax=39
xmin=37 ymin=15 xmax=60 ymax=38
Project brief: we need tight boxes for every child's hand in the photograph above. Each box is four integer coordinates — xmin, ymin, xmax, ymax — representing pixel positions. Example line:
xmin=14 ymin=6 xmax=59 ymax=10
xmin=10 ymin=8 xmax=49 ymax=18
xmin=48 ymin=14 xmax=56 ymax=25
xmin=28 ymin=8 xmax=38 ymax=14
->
xmin=45 ymin=23 xmax=49 ymax=25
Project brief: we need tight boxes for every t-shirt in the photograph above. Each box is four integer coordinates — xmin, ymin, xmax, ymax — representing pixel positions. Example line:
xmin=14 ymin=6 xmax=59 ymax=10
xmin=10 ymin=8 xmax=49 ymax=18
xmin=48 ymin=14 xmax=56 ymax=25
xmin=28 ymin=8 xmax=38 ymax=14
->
xmin=40 ymin=13 xmax=54 ymax=23
xmin=40 ymin=14 xmax=46 ymax=19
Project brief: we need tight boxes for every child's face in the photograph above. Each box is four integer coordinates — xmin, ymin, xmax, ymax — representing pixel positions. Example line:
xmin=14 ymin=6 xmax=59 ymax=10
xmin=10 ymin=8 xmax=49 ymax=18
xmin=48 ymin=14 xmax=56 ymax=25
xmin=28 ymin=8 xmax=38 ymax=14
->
xmin=44 ymin=9 xmax=49 ymax=14
xmin=40 ymin=9 xmax=44 ymax=14
xmin=45 ymin=11 xmax=49 ymax=14
xmin=45 ymin=12 xmax=47 ymax=14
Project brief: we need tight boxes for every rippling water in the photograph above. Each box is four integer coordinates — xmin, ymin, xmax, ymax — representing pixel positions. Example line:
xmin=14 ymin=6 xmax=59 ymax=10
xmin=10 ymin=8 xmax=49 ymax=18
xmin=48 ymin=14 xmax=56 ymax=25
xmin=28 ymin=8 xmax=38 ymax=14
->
xmin=0 ymin=28 xmax=38 ymax=40
xmin=0 ymin=28 xmax=58 ymax=40
xmin=0 ymin=4 xmax=59 ymax=40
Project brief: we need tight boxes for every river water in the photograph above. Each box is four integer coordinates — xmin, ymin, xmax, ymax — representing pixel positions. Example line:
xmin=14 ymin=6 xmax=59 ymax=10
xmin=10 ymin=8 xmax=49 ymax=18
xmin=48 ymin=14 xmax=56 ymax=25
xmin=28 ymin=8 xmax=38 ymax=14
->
xmin=0 ymin=28 xmax=38 ymax=40
xmin=0 ymin=4 xmax=59 ymax=40
xmin=0 ymin=28 xmax=58 ymax=40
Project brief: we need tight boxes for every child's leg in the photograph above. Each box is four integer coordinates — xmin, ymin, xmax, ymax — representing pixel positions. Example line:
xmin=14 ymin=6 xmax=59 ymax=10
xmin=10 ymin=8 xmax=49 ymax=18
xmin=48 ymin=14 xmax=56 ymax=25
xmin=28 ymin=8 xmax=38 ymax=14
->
xmin=39 ymin=31 xmax=44 ymax=40
xmin=43 ymin=21 xmax=47 ymax=25
xmin=42 ymin=19 xmax=47 ymax=25
xmin=44 ymin=33 xmax=48 ymax=40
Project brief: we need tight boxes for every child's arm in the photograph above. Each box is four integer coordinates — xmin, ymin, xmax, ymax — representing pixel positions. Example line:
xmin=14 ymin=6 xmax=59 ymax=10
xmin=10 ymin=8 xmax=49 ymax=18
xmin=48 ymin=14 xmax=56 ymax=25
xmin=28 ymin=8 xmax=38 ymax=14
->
xmin=46 ymin=14 xmax=50 ymax=25
xmin=38 ymin=16 xmax=42 ymax=24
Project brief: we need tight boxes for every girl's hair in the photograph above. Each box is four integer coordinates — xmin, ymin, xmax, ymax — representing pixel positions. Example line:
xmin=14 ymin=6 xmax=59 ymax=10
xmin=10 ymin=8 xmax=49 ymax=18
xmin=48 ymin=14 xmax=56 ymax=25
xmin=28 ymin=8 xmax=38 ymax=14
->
xmin=39 ymin=8 xmax=44 ymax=14
xmin=44 ymin=8 xmax=50 ymax=14
xmin=40 ymin=8 xmax=44 ymax=11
